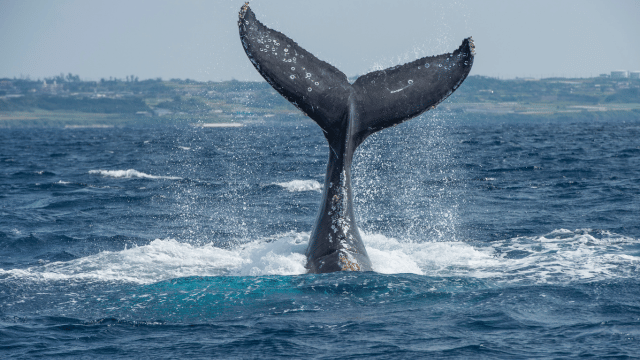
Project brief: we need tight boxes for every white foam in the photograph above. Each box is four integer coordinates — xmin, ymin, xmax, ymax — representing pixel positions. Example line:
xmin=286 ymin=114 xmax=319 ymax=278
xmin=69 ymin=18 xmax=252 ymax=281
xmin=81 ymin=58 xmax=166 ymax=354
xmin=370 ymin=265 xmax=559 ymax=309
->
xmin=0 ymin=229 xmax=636 ymax=284
xmin=370 ymin=229 xmax=640 ymax=282
xmin=477 ymin=229 xmax=640 ymax=283
xmin=0 ymin=233 xmax=308 ymax=284
xmin=64 ymin=124 xmax=114 ymax=129
xmin=56 ymin=180 xmax=70 ymax=184
xmin=89 ymin=169 xmax=182 ymax=180
xmin=275 ymin=180 xmax=322 ymax=192
xmin=365 ymin=233 xmax=493 ymax=276
xmin=178 ymin=146 xmax=191 ymax=150
xmin=195 ymin=123 xmax=244 ymax=128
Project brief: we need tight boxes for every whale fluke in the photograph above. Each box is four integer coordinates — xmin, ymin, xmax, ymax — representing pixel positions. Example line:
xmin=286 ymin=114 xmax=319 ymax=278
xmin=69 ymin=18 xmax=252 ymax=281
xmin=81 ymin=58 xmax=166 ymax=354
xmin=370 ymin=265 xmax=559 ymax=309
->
xmin=238 ymin=4 xmax=351 ymax=135
xmin=352 ymin=38 xmax=475 ymax=145
xmin=238 ymin=3 xmax=474 ymax=273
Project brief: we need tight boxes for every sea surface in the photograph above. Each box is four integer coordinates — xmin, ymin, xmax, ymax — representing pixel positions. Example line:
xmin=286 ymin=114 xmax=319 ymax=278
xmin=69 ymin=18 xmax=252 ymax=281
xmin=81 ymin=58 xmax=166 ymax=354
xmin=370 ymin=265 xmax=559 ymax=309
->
xmin=1 ymin=114 xmax=639 ymax=358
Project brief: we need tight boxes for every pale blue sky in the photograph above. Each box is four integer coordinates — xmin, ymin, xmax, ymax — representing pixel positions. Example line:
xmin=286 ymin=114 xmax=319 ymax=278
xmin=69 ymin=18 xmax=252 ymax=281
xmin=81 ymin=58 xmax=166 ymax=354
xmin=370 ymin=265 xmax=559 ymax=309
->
xmin=1 ymin=0 xmax=639 ymax=81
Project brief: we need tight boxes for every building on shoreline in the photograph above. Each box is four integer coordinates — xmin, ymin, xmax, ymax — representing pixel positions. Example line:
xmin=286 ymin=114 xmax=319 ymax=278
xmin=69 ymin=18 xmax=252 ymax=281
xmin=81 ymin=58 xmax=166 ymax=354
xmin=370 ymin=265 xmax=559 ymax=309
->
xmin=611 ymin=70 xmax=628 ymax=79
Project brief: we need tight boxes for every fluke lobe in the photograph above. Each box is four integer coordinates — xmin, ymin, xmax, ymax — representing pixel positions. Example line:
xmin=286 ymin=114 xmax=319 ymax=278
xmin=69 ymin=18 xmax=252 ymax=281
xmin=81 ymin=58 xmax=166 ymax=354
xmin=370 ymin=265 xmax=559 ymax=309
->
xmin=238 ymin=3 xmax=474 ymax=273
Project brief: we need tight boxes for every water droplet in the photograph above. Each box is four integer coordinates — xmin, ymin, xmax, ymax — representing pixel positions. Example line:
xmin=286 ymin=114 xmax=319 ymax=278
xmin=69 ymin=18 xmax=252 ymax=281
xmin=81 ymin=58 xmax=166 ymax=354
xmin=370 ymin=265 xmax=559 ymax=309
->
xmin=291 ymin=67 xmax=295 ymax=70
xmin=425 ymin=63 xmax=430 ymax=68
xmin=306 ymin=73 xmax=311 ymax=78
xmin=408 ymin=80 xmax=413 ymax=84
xmin=266 ymin=45 xmax=270 ymax=48
xmin=438 ymin=64 xmax=442 ymax=67
xmin=287 ymin=45 xmax=291 ymax=47
xmin=284 ymin=48 xmax=289 ymax=53
xmin=290 ymin=75 xmax=295 ymax=79
xmin=308 ymin=87 xmax=312 ymax=92
xmin=315 ymin=82 xmax=319 ymax=85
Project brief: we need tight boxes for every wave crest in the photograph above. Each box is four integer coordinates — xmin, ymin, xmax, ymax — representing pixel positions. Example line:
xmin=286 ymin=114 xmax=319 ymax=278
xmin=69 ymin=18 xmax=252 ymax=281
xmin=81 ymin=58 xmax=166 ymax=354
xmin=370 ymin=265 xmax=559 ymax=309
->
xmin=275 ymin=180 xmax=322 ymax=192
xmin=89 ymin=169 xmax=181 ymax=180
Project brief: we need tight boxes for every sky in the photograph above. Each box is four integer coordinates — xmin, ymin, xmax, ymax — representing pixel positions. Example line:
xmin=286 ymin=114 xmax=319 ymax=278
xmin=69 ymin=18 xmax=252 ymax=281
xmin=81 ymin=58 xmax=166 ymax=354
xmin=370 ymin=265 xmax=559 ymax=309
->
xmin=1 ymin=0 xmax=639 ymax=82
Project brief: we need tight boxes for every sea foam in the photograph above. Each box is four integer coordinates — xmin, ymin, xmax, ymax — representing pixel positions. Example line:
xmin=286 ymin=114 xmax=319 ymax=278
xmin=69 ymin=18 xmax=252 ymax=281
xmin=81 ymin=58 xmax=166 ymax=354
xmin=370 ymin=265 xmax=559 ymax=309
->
xmin=275 ymin=180 xmax=322 ymax=192
xmin=89 ymin=169 xmax=182 ymax=180
xmin=0 ymin=229 xmax=636 ymax=285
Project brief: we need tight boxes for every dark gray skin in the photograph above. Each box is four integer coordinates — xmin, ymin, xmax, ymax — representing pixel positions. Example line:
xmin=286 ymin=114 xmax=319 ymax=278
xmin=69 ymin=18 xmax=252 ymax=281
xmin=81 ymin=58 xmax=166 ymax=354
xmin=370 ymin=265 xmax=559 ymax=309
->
xmin=306 ymin=94 xmax=372 ymax=272
xmin=238 ymin=4 xmax=474 ymax=273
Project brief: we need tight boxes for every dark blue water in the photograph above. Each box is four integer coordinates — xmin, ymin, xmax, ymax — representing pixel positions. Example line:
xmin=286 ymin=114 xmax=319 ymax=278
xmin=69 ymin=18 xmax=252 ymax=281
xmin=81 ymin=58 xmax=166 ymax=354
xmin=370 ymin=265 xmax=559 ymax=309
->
xmin=1 ymin=115 xmax=639 ymax=358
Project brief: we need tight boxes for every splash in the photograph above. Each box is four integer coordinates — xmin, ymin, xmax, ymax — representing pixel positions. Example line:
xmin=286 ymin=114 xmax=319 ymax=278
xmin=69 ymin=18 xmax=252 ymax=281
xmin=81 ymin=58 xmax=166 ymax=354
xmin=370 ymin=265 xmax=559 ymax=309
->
xmin=0 ymin=229 xmax=636 ymax=285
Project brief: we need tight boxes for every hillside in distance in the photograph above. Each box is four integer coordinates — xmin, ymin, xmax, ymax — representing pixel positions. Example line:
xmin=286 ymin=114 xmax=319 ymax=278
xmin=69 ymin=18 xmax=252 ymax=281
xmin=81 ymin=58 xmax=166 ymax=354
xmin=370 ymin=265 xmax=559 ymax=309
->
xmin=1 ymin=74 xmax=639 ymax=127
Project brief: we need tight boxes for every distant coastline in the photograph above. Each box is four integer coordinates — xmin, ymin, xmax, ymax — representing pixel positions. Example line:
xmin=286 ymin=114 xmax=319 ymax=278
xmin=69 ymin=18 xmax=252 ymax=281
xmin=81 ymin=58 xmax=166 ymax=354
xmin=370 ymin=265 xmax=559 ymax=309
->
xmin=1 ymin=75 xmax=639 ymax=128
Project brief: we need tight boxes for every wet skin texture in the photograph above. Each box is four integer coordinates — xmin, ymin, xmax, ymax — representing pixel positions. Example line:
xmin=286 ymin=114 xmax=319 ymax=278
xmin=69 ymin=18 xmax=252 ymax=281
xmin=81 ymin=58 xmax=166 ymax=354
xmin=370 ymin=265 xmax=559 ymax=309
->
xmin=238 ymin=4 xmax=474 ymax=273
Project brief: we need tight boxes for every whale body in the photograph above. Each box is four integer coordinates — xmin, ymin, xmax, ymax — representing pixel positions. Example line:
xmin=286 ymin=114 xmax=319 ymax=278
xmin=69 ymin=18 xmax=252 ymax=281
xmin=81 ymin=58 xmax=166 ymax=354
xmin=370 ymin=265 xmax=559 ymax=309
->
xmin=238 ymin=3 xmax=474 ymax=273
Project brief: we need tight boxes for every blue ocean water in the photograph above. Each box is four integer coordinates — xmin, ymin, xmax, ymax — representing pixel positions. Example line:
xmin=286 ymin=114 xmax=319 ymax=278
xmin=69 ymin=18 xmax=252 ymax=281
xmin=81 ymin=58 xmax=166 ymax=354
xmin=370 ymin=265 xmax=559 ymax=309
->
xmin=1 ymin=114 xmax=639 ymax=358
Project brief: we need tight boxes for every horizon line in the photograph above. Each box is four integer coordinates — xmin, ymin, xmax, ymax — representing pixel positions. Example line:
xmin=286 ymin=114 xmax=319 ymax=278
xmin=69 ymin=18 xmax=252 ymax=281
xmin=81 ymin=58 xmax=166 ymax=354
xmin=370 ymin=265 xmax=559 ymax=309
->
xmin=3 ymin=73 xmax=639 ymax=83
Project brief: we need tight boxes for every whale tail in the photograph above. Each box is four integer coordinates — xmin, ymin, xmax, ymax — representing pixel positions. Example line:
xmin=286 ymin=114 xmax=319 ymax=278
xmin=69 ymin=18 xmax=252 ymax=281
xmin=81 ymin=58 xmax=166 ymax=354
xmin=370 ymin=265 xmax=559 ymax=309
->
xmin=238 ymin=4 xmax=474 ymax=143
xmin=238 ymin=4 xmax=474 ymax=273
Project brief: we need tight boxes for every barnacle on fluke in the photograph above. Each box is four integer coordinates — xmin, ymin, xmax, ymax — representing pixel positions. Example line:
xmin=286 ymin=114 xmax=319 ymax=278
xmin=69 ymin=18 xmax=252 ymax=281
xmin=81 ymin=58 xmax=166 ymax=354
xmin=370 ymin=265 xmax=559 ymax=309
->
xmin=238 ymin=4 xmax=474 ymax=273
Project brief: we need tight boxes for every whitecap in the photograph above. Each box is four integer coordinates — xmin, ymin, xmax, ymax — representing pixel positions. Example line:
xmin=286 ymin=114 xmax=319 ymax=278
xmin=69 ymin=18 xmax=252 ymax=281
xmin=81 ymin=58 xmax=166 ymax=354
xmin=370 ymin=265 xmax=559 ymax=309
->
xmin=0 ymin=229 xmax=635 ymax=284
xmin=89 ymin=169 xmax=182 ymax=180
xmin=367 ymin=229 xmax=640 ymax=282
xmin=364 ymin=232 xmax=494 ymax=276
xmin=0 ymin=233 xmax=309 ymax=284
xmin=194 ymin=123 xmax=243 ymax=128
xmin=275 ymin=180 xmax=322 ymax=192
xmin=64 ymin=124 xmax=113 ymax=129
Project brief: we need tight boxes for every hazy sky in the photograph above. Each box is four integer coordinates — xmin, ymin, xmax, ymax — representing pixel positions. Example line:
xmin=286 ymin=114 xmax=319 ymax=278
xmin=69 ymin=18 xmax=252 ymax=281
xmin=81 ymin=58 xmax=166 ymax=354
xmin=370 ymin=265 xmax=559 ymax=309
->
xmin=1 ymin=0 xmax=639 ymax=82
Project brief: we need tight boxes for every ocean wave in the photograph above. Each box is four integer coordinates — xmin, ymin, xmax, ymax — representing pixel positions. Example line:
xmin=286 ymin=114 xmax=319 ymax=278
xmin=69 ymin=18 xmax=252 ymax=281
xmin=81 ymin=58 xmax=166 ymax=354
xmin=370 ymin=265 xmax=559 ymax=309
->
xmin=89 ymin=169 xmax=182 ymax=180
xmin=368 ymin=229 xmax=639 ymax=282
xmin=0 ymin=233 xmax=308 ymax=284
xmin=64 ymin=124 xmax=114 ymax=129
xmin=275 ymin=180 xmax=322 ymax=192
xmin=476 ymin=229 xmax=640 ymax=283
xmin=0 ymin=229 xmax=636 ymax=285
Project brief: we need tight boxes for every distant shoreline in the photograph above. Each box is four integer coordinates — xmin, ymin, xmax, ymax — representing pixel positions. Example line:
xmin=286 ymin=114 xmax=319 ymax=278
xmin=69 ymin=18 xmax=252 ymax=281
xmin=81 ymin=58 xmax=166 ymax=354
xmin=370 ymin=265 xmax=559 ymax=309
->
xmin=1 ymin=75 xmax=639 ymax=128
xmin=2 ymin=108 xmax=638 ymax=129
